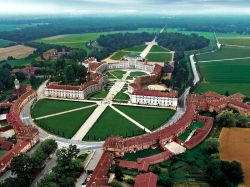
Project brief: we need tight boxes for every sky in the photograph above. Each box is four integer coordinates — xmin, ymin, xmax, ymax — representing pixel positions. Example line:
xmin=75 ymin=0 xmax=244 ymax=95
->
xmin=0 ymin=0 xmax=250 ymax=15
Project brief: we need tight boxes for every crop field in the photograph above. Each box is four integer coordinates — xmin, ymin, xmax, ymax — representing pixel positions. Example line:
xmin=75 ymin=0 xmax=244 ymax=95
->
xmin=146 ymin=52 xmax=172 ymax=62
xmin=150 ymin=45 xmax=170 ymax=52
xmin=37 ymin=28 xmax=160 ymax=51
xmin=83 ymin=106 xmax=144 ymax=141
xmin=195 ymin=58 xmax=250 ymax=96
xmin=35 ymin=106 xmax=96 ymax=138
xmin=196 ymin=46 xmax=250 ymax=62
xmin=32 ymin=99 xmax=93 ymax=118
xmin=114 ymin=105 xmax=175 ymax=130
xmin=218 ymin=37 xmax=250 ymax=47
xmin=220 ymin=128 xmax=250 ymax=186
xmin=0 ymin=45 xmax=36 ymax=61
xmin=0 ymin=39 xmax=13 ymax=48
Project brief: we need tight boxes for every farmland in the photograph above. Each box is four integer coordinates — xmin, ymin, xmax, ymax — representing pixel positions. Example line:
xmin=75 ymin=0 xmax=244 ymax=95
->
xmin=0 ymin=58 xmax=33 ymax=68
xmin=220 ymin=128 xmax=250 ymax=186
xmin=83 ymin=106 xmax=144 ymax=141
xmin=218 ymin=37 xmax=250 ymax=47
xmin=114 ymin=105 xmax=176 ymax=130
xmin=0 ymin=45 xmax=36 ymax=61
xmin=195 ymin=58 xmax=250 ymax=96
xmin=0 ymin=39 xmax=13 ymax=48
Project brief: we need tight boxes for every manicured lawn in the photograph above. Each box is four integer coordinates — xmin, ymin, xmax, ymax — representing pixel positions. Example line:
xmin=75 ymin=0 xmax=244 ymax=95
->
xmin=108 ymin=70 xmax=126 ymax=79
xmin=125 ymin=45 xmax=147 ymax=52
xmin=150 ymin=45 xmax=170 ymax=52
xmin=35 ymin=106 xmax=96 ymax=138
xmin=114 ymin=92 xmax=130 ymax=101
xmin=83 ymin=106 xmax=144 ymax=141
xmin=114 ymin=105 xmax=176 ymax=130
xmin=89 ymin=90 xmax=109 ymax=99
xmin=196 ymin=46 xmax=250 ymax=61
xmin=127 ymin=71 xmax=147 ymax=80
xmin=195 ymin=58 xmax=250 ymax=96
xmin=0 ymin=150 xmax=7 ymax=156
xmin=32 ymin=99 xmax=93 ymax=118
xmin=178 ymin=122 xmax=205 ymax=142
xmin=111 ymin=51 xmax=133 ymax=60
xmin=146 ymin=52 xmax=172 ymax=62
xmin=123 ymin=148 xmax=163 ymax=161
xmin=0 ymin=122 xmax=9 ymax=127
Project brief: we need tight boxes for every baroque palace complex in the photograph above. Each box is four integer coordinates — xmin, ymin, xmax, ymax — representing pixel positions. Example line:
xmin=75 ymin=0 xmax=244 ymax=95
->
xmin=1 ymin=53 xmax=250 ymax=187
xmin=44 ymin=56 xmax=178 ymax=108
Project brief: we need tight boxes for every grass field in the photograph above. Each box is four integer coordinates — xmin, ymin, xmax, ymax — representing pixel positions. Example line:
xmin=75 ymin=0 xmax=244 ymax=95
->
xmin=32 ymin=99 xmax=93 ymax=118
xmin=114 ymin=105 xmax=175 ymax=130
xmin=220 ymin=128 xmax=250 ymax=186
xmin=0 ymin=45 xmax=36 ymax=61
xmin=178 ymin=122 xmax=205 ymax=142
xmin=146 ymin=52 xmax=172 ymax=62
xmin=0 ymin=122 xmax=9 ymax=127
xmin=110 ymin=51 xmax=132 ymax=60
xmin=107 ymin=70 xmax=126 ymax=79
xmin=37 ymin=28 xmax=160 ymax=52
xmin=0 ymin=39 xmax=13 ymax=48
xmin=195 ymin=58 xmax=250 ymax=96
xmin=89 ymin=90 xmax=109 ymax=99
xmin=127 ymin=71 xmax=147 ymax=80
xmin=36 ymin=106 xmax=96 ymax=138
xmin=125 ymin=45 xmax=147 ymax=52
xmin=0 ymin=58 xmax=33 ymax=68
xmin=196 ymin=46 xmax=250 ymax=62
xmin=0 ymin=150 xmax=7 ymax=156
xmin=218 ymin=37 xmax=250 ymax=47
xmin=114 ymin=92 xmax=130 ymax=101
xmin=123 ymin=148 xmax=163 ymax=162
xmin=83 ymin=106 xmax=145 ymax=141
xmin=150 ymin=45 xmax=170 ymax=52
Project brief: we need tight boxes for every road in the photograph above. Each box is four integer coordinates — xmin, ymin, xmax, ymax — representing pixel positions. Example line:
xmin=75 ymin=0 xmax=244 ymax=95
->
xmin=190 ymin=54 xmax=200 ymax=86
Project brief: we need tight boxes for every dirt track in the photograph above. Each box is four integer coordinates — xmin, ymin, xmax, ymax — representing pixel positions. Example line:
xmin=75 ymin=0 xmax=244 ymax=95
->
xmin=220 ymin=128 xmax=250 ymax=186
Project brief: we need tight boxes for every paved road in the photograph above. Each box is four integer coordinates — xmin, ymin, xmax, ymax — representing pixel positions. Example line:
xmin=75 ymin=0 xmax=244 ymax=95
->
xmin=190 ymin=54 xmax=200 ymax=86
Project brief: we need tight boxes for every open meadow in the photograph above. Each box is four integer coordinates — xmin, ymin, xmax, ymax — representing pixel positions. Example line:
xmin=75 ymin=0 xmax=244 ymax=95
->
xmin=0 ymin=45 xmax=36 ymax=61
xmin=220 ymin=128 xmax=250 ymax=187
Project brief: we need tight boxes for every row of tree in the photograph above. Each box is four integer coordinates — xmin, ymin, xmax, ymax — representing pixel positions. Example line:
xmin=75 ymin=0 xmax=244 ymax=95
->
xmin=37 ymin=145 xmax=84 ymax=187
xmin=0 ymin=139 xmax=58 ymax=187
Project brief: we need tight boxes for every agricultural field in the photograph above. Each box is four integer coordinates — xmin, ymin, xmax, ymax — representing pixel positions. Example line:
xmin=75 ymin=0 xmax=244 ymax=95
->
xmin=126 ymin=71 xmax=147 ymax=80
xmin=0 ymin=58 xmax=33 ymax=68
xmin=83 ymin=106 xmax=145 ymax=141
xmin=146 ymin=52 xmax=172 ymax=62
xmin=220 ymin=128 xmax=250 ymax=186
xmin=196 ymin=46 xmax=250 ymax=62
xmin=0 ymin=45 xmax=36 ymax=61
xmin=0 ymin=39 xmax=14 ymax=48
xmin=218 ymin=37 xmax=250 ymax=47
xmin=195 ymin=58 xmax=250 ymax=96
xmin=114 ymin=105 xmax=176 ymax=130
xmin=35 ymin=106 xmax=96 ymax=138
xmin=32 ymin=99 xmax=93 ymax=118
xmin=37 ymin=28 xmax=160 ymax=52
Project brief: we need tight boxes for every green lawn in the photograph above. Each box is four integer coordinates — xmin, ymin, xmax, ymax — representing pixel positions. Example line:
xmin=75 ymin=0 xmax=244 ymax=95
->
xmin=146 ymin=52 xmax=172 ymax=62
xmin=127 ymin=71 xmax=147 ymax=80
xmin=178 ymin=122 xmax=205 ymax=142
xmin=123 ymin=148 xmax=163 ymax=162
xmin=83 ymin=106 xmax=145 ymax=141
xmin=114 ymin=92 xmax=130 ymax=101
xmin=150 ymin=45 xmax=170 ymax=52
xmin=196 ymin=46 xmax=250 ymax=62
xmin=0 ymin=122 xmax=9 ymax=127
xmin=32 ymin=99 xmax=93 ymax=118
xmin=89 ymin=90 xmax=109 ymax=99
xmin=195 ymin=58 xmax=250 ymax=96
xmin=114 ymin=105 xmax=176 ymax=130
xmin=35 ymin=106 xmax=96 ymax=138
xmin=0 ymin=58 xmax=33 ymax=68
xmin=218 ymin=37 xmax=250 ymax=47
xmin=125 ymin=45 xmax=147 ymax=52
xmin=107 ymin=70 xmax=126 ymax=79
xmin=110 ymin=51 xmax=134 ymax=60
xmin=0 ymin=150 xmax=7 ymax=156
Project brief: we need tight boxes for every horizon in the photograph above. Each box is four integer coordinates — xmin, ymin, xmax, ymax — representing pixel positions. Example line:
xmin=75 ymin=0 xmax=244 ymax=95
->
xmin=1 ymin=0 xmax=250 ymax=16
